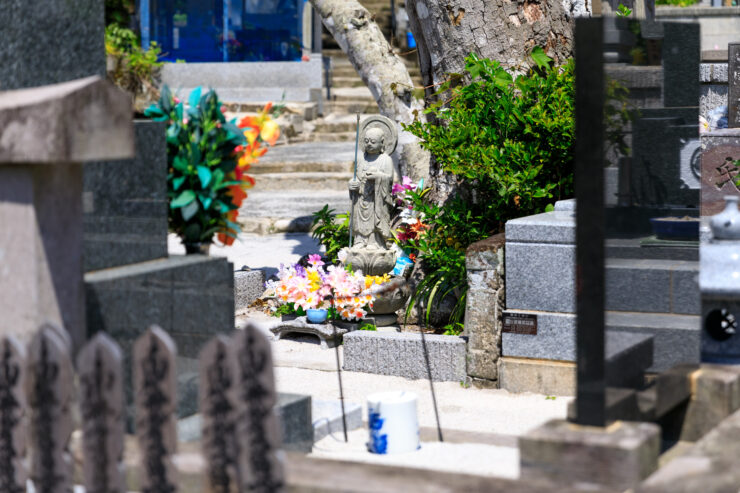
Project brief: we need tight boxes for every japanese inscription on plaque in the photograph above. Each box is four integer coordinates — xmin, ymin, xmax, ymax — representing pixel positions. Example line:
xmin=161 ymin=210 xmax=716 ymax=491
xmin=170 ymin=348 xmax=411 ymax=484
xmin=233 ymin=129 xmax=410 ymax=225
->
xmin=502 ymin=312 xmax=538 ymax=335
xmin=730 ymin=43 xmax=740 ymax=128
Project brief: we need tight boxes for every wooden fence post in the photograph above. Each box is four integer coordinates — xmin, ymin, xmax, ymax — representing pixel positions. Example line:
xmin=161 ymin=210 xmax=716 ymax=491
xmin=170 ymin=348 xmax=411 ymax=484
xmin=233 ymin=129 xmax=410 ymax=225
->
xmin=25 ymin=324 xmax=74 ymax=493
xmin=231 ymin=322 xmax=285 ymax=493
xmin=133 ymin=325 xmax=178 ymax=493
xmin=78 ymin=332 xmax=126 ymax=493
xmin=200 ymin=335 xmax=239 ymax=493
xmin=0 ymin=335 xmax=27 ymax=493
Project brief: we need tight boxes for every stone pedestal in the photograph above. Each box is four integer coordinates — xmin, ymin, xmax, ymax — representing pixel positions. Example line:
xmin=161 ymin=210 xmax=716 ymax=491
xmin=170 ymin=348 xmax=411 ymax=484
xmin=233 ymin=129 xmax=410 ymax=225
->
xmin=463 ymin=233 xmax=505 ymax=385
xmin=520 ymin=419 xmax=661 ymax=491
xmin=0 ymin=77 xmax=133 ymax=350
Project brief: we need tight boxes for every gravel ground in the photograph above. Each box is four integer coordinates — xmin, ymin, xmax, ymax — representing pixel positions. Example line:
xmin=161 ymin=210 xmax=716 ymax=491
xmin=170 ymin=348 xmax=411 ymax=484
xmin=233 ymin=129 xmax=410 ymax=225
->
xmin=310 ymin=428 xmax=520 ymax=479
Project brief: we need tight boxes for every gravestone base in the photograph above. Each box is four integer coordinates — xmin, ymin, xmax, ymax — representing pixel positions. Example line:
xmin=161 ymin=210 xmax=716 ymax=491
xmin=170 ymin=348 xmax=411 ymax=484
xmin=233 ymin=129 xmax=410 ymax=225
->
xmin=668 ymin=363 xmax=740 ymax=442
xmin=85 ymin=255 xmax=234 ymax=358
xmin=235 ymin=268 xmax=266 ymax=311
xmin=343 ymin=331 xmax=467 ymax=382
xmin=519 ymin=419 xmax=661 ymax=491
xmin=499 ymin=357 xmax=576 ymax=396
xmin=176 ymin=392 xmax=314 ymax=453
xmin=270 ymin=317 xmax=347 ymax=348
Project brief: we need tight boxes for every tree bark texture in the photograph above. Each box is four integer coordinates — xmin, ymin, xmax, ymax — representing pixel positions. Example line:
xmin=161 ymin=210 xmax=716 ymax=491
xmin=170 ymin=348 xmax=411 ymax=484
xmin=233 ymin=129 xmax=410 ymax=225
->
xmin=407 ymin=0 xmax=575 ymax=94
xmin=309 ymin=0 xmax=430 ymax=182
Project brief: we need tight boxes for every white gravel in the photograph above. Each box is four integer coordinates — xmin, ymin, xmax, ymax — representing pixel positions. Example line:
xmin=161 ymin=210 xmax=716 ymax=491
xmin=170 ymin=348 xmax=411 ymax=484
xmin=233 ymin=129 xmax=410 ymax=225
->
xmin=310 ymin=428 xmax=520 ymax=479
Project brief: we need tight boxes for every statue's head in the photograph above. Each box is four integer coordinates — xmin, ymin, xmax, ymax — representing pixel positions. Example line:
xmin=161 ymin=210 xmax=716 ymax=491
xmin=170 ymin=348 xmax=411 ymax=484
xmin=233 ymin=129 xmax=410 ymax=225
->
xmin=363 ymin=127 xmax=385 ymax=154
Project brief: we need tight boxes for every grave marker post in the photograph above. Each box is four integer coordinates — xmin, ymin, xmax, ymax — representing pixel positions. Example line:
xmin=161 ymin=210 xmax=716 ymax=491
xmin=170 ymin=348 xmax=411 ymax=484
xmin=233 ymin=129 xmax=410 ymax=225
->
xmin=77 ymin=332 xmax=126 ymax=493
xmin=231 ymin=323 xmax=285 ymax=493
xmin=0 ymin=335 xmax=27 ymax=493
xmin=25 ymin=325 xmax=74 ymax=493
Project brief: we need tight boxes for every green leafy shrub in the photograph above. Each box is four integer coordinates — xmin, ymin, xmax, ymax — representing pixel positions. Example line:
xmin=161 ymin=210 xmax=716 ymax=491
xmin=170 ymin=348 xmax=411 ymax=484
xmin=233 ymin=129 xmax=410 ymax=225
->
xmin=403 ymin=49 xmax=575 ymax=325
xmin=656 ymin=0 xmax=699 ymax=6
xmin=359 ymin=323 xmax=377 ymax=331
xmin=105 ymin=24 xmax=162 ymax=110
xmin=310 ymin=205 xmax=350 ymax=263
xmin=405 ymin=48 xmax=575 ymax=223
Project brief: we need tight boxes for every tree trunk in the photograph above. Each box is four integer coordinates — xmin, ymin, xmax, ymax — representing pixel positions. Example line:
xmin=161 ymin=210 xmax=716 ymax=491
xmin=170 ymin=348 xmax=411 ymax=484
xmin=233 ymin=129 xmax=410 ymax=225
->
xmin=405 ymin=0 xmax=575 ymax=202
xmin=309 ymin=0 xmax=430 ymax=182
xmin=407 ymin=0 xmax=575 ymax=93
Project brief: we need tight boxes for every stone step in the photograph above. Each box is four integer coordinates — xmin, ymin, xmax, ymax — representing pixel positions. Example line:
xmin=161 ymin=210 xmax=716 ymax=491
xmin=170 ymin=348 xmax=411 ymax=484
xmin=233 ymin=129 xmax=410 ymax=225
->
xmin=330 ymin=86 xmax=375 ymax=102
xmin=605 ymin=258 xmax=699 ymax=315
xmin=331 ymin=76 xmax=367 ymax=88
xmin=327 ymin=100 xmax=379 ymax=114
xmin=301 ymin=131 xmax=358 ymax=142
xmin=252 ymin=160 xmax=352 ymax=174
xmin=253 ymin=171 xmax=353 ymax=191
xmin=328 ymin=68 xmax=422 ymax=82
xmin=311 ymin=114 xmax=373 ymax=133
xmin=329 ymin=57 xmax=420 ymax=71
xmin=238 ymin=189 xmax=351 ymax=234
xmin=606 ymin=311 xmax=700 ymax=372
xmin=257 ymin=141 xmax=356 ymax=166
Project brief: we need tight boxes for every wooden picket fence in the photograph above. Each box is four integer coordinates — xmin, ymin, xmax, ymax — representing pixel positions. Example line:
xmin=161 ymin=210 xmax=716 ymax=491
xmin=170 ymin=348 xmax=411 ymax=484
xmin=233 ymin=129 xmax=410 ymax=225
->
xmin=0 ymin=322 xmax=284 ymax=493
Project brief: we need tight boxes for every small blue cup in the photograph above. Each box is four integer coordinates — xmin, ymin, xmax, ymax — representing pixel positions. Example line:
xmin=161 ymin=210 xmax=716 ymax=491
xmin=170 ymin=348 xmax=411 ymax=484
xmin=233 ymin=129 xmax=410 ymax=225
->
xmin=306 ymin=309 xmax=328 ymax=324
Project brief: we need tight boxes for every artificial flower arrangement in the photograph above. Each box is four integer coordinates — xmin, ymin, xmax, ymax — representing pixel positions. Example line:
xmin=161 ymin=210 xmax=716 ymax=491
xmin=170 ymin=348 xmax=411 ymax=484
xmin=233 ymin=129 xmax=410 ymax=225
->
xmin=145 ymin=85 xmax=280 ymax=250
xmin=267 ymin=254 xmax=390 ymax=321
xmin=391 ymin=176 xmax=428 ymax=266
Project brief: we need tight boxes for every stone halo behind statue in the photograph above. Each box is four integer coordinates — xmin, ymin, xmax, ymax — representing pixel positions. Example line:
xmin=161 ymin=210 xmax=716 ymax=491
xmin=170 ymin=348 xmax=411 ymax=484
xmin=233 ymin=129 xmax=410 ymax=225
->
xmin=359 ymin=115 xmax=398 ymax=156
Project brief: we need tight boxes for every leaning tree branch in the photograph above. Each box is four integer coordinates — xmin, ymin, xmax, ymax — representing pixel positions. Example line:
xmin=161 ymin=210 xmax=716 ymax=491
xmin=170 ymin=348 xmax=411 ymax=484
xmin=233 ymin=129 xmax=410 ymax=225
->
xmin=309 ymin=0 xmax=430 ymax=181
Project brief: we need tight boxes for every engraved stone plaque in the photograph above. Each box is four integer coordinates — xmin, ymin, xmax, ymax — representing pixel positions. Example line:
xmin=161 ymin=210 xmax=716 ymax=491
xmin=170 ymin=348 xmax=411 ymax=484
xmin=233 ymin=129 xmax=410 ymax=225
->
xmin=502 ymin=312 xmax=538 ymax=335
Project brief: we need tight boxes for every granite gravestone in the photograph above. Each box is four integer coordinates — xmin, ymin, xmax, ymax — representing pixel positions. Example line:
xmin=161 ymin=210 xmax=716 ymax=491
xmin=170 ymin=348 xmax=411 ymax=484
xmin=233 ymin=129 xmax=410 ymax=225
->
xmin=0 ymin=78 xmax=133 ymax=350
xmin=729 ymin=43 xmax=740 ymax=128
xmin=83 ymin=121 xmax=168 ymax=271
xmin=0 ymin=0 xmax=105 ymax=90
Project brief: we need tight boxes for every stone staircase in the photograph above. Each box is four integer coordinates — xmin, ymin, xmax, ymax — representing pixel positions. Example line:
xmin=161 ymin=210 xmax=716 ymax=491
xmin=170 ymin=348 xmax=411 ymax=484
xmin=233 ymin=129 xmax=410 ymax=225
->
xmin=235 ymin=0 xmax=423 ymax=235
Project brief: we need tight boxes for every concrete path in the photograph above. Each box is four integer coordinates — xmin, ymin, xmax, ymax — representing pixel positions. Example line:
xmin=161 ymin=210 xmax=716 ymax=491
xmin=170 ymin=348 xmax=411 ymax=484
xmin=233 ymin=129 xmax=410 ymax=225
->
xmin=168 ymin=232 xmax=320 ymax=278
xmin=234 ymin=312 xmax=569 ymax=479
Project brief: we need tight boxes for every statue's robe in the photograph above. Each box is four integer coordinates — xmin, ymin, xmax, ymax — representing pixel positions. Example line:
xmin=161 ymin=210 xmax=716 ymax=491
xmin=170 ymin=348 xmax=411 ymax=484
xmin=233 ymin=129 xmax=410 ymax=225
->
xmin=352 ymin=152 xmax=394 ymax=246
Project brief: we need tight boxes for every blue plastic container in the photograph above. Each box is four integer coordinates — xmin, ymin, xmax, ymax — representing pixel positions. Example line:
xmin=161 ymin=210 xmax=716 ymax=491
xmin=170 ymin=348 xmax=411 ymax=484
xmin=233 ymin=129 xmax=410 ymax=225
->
xmin=406 ymin=31 xmax=416 ymax=49
xmin=306 ymin=309 xmax=328 ymax=324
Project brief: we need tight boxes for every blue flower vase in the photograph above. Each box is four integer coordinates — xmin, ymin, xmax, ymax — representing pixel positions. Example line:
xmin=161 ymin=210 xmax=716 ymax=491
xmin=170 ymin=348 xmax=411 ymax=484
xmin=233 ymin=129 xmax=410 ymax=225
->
xmin=306 ymin=309 xmax=328 ymax=324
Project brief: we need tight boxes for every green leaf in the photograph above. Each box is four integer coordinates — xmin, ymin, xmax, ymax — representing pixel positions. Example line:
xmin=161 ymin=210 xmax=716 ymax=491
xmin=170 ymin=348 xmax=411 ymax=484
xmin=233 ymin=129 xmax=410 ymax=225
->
xmin=173 ymin=155 xmax=189 ymax=171
xmin=188 ymin=87 xmax=203 ymax=110
xmin=530 ymin=46 xmax=552 ymax=70
xmin=545 ymin=203 xmax=555 ymax=212
xmin=199 ymin=195 xmax=213 ymax=210
xmin=172 ymin=176 xmax=186 ymax=191
xmin=197 ymin=165 xmax=212 ymax=188
xmin=180 ymin=199 xmax=199 ymax=221
xmin=171 ymin=190 xmax=196 ymax=208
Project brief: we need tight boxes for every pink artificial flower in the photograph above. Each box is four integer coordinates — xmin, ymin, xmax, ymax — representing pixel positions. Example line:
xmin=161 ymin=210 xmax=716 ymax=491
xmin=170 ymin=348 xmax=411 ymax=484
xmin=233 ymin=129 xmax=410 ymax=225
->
xmin=308 ymin=254 xmax=325 ymax=267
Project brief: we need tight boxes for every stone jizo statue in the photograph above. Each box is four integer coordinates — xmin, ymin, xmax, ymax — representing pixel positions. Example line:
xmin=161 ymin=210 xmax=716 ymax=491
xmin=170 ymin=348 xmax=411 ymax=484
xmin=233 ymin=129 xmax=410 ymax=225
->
xmin=346 ymin=115 xmax=399 ymax=276
xmin=349 ymin=126 xmax=396 ymax=249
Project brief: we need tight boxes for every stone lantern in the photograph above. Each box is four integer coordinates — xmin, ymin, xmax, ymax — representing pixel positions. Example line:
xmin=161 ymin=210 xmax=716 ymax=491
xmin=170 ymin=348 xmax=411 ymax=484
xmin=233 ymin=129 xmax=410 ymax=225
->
xmin=700 ymin=196 xmax=740 ymax=363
